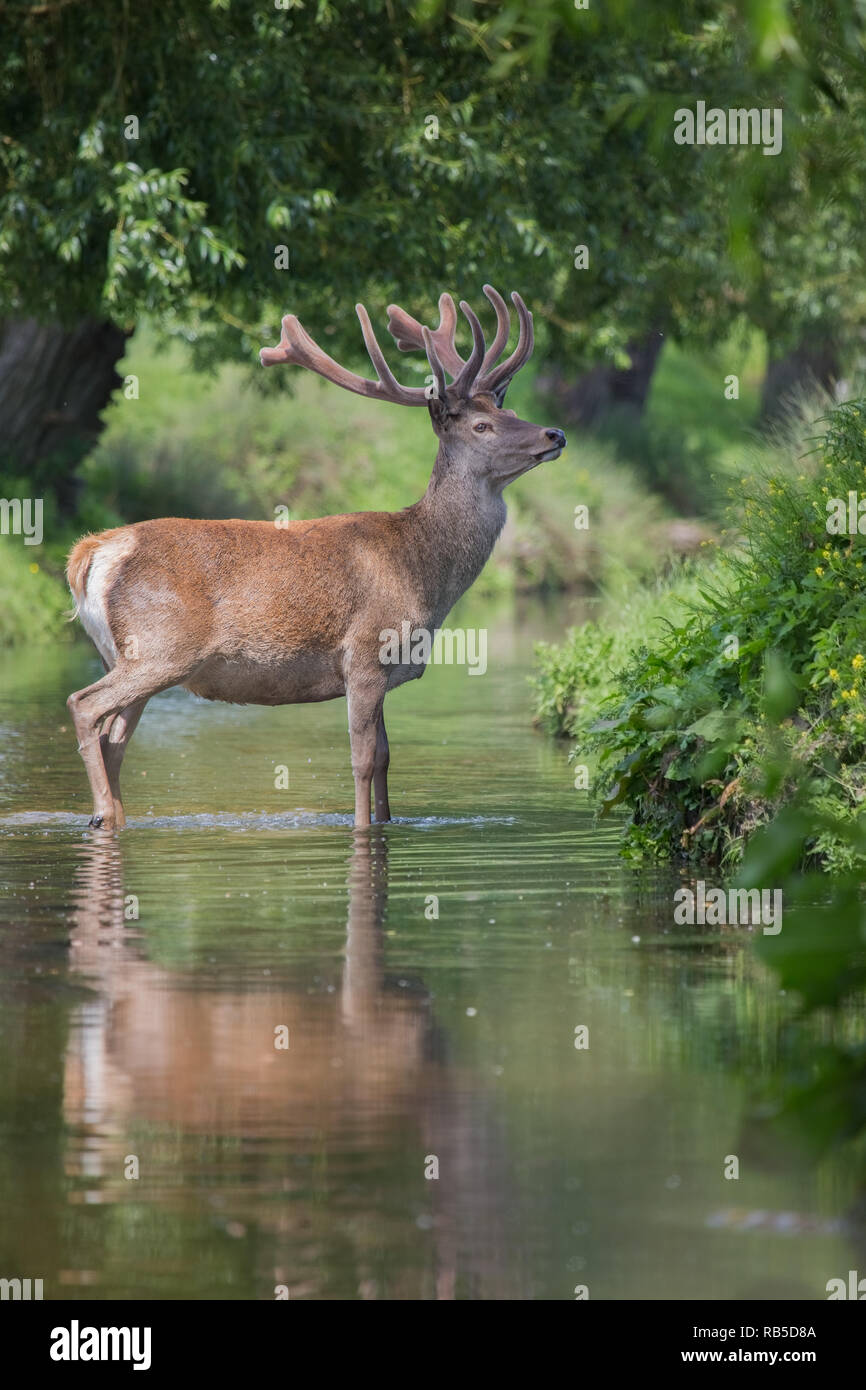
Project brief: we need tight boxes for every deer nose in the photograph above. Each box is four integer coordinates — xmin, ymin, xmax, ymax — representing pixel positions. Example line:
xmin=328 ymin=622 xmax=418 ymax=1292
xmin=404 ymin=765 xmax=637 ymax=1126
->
xmin=545 ymin=428 xmax=566 ymax=447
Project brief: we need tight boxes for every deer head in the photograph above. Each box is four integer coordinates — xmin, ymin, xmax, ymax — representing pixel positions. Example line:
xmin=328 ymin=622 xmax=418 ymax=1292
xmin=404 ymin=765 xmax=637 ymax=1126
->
xmin=260 ymin=284 xmax=566 ymax=490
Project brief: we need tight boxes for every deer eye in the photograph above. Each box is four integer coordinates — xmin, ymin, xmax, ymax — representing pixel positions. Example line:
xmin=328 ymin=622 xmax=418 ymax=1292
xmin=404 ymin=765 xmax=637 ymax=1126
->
xmin=473 ymin=421 xmax=492 ymax=433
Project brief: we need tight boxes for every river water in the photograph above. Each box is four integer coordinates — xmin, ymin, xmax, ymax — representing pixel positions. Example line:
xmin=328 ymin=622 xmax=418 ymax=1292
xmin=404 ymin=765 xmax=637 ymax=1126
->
xmin=0 ymin=604 xmax=860 ymax=1300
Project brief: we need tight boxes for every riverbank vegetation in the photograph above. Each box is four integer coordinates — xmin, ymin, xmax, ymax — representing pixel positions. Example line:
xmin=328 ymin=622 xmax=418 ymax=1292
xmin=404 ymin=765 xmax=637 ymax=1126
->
xmin=534 ymin=399 xmax=866 ymax=874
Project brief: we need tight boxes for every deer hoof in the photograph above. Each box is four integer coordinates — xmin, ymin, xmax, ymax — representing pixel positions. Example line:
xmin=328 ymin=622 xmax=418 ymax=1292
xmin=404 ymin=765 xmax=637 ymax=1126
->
xmin=88 ymin=814 xmax=104 ymax=829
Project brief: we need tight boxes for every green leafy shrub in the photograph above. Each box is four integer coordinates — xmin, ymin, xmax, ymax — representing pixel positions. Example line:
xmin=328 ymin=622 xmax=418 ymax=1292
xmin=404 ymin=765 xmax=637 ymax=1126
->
xmin=536 ymin=400 xmax=866 ymax=870
xmin=532 ymin=569 xmax=705 ymax=738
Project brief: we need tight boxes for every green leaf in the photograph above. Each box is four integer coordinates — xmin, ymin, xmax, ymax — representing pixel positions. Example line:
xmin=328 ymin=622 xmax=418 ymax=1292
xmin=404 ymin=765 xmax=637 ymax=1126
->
xmin=683 ymin=710 xmax=740 ymax=743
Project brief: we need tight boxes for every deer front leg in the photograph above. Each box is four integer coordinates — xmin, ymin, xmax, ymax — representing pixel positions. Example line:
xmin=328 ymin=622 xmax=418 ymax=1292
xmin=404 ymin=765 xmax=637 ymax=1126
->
xmin=347 ymin=681 xmax=386 ymax=829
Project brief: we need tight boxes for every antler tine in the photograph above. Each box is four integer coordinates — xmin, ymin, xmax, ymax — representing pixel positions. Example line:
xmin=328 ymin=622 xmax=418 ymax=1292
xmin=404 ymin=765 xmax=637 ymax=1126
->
xmin=260 ymin=308 xmax=430 ymax=407
xmin=422 ymin=326 xmax=448 ymax=403
xmin=479 ymin=284 xmax=512 ymax=375
xmin=387 ymin=285 xmax=516 ymax=396
xmin=355 ymin=303 xmax=430 ymax=405
xmin=479 ymin=291 xmax=534 ymax=400
xmin=386 ymin=293 xmax=464 ymax=378
xmin=452 ymin=301 xmax=487 ymax=397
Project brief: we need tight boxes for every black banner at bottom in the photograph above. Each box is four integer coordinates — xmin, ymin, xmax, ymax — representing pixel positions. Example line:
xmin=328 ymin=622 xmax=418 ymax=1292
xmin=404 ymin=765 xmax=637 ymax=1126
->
xmin=3 ymin=1296 xmax=860 ymax=1374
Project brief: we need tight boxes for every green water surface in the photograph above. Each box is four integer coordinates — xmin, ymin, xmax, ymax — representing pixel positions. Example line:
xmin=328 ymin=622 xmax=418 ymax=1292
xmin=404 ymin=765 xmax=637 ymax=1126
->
xmin=0 ymin=607 xmax=860 ymax=1300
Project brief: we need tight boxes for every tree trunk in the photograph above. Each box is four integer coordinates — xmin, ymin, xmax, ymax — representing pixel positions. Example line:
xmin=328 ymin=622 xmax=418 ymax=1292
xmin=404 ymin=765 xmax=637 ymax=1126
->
xmin=540 ymin=327 xmax=665 ymax=428
xmin=0 ymin=318 xmax=131 ymax=513
xmin=759 ymin=336 xmax=839 ymax=430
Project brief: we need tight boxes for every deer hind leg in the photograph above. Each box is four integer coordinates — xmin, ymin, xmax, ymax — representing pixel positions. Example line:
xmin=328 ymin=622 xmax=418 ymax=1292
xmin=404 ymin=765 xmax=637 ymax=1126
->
xmin=99 ymin=698 xmax=148 ymax=829
xmin=68 ymin=666 xmax=189 ymax=829
xmin=347 ymin=681 xmax=387 ymax=830
xmin=373 ymin=707 xmax=391 ymax=823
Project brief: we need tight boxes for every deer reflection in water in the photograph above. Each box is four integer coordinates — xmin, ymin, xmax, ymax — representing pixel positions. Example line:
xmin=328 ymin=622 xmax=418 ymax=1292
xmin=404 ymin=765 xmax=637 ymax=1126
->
xmin=63 ymin=833 xmax=516 ymax=1299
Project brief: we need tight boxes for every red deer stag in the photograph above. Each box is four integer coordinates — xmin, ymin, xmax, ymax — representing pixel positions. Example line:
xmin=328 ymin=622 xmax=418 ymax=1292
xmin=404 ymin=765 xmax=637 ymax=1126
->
xmin=66 ymin=286 xmax=566 ymax=829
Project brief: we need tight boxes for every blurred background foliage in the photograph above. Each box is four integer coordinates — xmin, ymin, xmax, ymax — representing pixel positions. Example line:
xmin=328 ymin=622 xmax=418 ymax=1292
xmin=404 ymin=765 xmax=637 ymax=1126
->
xmin=3 ymin=0 xmax=865 ymax=638
xmin=2 ymin=0 xmax=866 ymax=501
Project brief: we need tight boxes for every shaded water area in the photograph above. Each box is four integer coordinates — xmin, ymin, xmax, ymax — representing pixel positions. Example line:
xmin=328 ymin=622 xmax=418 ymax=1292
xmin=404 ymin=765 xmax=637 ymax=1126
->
xmin=0 ymin=603 xmax=863 ymax=1300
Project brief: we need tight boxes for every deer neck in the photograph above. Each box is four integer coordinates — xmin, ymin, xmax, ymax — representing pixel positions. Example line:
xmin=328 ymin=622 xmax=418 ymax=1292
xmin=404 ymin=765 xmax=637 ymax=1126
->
xmin=407 ymin=445 xmax=507 ymax=620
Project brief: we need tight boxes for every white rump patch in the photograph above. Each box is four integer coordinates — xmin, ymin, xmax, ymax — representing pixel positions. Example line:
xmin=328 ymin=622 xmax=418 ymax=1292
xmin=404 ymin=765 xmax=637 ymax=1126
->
xmin=77 ymin=532 xmax=136 ymax=666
